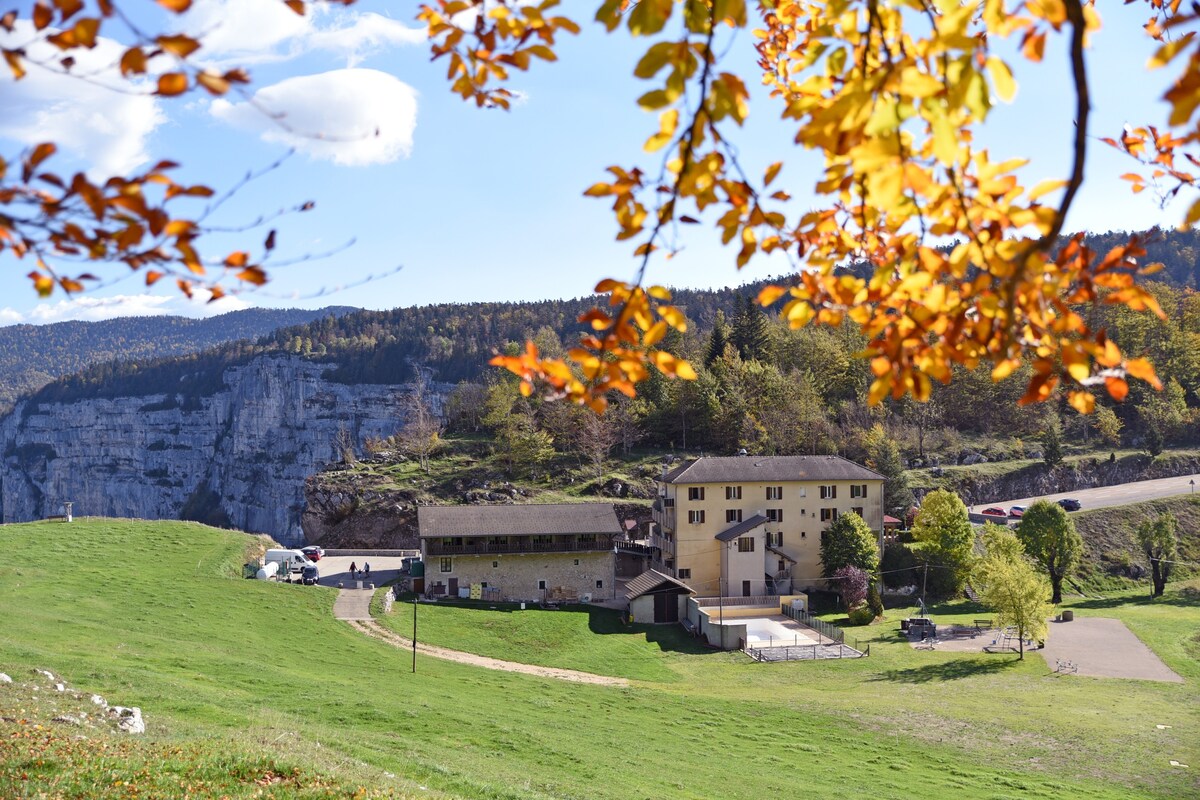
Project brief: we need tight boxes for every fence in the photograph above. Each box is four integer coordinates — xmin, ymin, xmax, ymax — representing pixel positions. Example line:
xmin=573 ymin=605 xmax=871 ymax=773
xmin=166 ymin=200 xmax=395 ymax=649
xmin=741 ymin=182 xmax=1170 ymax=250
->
xmin=694 ymin=595 xmax=781 ymax=608
xmin=782 ymin=604 xmax=846 ymax=644
xmin=746 ymin=642 xmax=867 ymax=662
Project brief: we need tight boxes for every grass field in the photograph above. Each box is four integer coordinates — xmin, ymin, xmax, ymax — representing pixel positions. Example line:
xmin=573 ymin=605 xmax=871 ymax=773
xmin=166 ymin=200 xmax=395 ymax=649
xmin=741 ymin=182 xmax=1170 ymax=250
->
xmin=2 ymin=519 xmax=1198 ymax=799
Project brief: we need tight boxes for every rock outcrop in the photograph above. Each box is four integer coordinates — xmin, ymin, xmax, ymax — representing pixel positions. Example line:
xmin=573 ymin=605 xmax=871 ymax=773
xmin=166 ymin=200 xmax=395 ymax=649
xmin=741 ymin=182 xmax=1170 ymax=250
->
xmin=0 ymin=355 xmax=448 ymax=545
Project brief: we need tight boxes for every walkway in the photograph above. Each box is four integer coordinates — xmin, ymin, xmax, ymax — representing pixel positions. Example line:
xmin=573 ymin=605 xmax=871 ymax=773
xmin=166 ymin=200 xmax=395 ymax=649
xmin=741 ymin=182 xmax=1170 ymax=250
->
xmin=1037 ymin=616 xmax=1183 ymax=683
xmin=333 ymin=588 xmax=628 ymax=686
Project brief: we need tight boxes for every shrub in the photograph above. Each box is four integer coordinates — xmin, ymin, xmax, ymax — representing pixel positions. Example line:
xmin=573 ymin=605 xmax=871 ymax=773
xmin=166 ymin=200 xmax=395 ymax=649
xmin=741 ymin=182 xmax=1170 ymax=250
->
xmin=832 ymin=565 xmax=870 ymax=609
xmin=847 ymin=606 xmax=875 ymax=626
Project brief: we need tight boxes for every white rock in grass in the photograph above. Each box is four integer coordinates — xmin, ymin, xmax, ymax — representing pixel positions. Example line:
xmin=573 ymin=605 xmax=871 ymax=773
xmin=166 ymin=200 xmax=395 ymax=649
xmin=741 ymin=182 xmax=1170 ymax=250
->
xmin=0 ymin=673 xmax=11 ymax=683
xmin=35 ymin=669 xmax=54 ymax=681
xmin=54 ymin=683 xmax=65 ymax=692
xmin=110 ymin=706 xmax=145 ymax=734
xmin=90 ymin=694 xmax=106 ymax=706
xmin=1169 ymin=760 xmax=1189 ymax=768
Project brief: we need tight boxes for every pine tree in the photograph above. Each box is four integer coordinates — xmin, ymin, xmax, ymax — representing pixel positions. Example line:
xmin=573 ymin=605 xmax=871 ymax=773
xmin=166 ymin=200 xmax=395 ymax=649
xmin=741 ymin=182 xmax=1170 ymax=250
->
xmin=705 ymin=311 xmax=731 ymax=366
xmin=731 ymin=295 xmax=770 ymax=361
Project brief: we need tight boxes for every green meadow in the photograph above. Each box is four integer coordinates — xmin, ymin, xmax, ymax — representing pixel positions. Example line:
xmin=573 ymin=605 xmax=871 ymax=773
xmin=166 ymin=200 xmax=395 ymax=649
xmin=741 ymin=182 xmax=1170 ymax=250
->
xmin=2 ymin=519 xmax=1197 ymax=799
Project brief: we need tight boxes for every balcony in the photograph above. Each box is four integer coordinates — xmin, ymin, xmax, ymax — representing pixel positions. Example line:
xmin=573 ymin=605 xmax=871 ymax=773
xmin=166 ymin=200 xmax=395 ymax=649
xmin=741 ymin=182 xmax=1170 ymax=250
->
xmin=423 ymin=535 xmax=613 ymax=557
xmin=651 ymin=503 xmax=676 ymax=534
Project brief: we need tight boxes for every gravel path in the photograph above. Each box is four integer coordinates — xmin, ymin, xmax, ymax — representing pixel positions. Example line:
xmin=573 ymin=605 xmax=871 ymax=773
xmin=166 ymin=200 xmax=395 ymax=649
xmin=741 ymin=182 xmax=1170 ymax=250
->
xmin=345 ymin=618 xmax=630 ymax=687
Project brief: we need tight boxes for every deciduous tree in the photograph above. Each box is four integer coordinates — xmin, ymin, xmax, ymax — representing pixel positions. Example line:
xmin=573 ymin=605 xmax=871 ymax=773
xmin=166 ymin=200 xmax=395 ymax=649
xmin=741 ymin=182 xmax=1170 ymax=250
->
xmin=910 ymin=489 xmax=975 ymax=596
xmin=1136 ymin=511 xmax=1179 ymax=597
xmin=974 ymin=527 xmax=1052 ymax=660
xmin=1016 ymin=500 xmax=1082 ymax=604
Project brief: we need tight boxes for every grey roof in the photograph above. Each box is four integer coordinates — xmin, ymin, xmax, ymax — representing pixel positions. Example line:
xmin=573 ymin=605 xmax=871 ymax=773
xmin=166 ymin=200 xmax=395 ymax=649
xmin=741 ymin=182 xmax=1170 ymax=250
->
xmin=417 ymin=503 xmax=622 ymax=538
xmin=767 ymin=545 xmax=796 ymax=563
xmin=714 ymin=513 xmax=768 ymax=542
xmin=625 ymin=569 xmax=695 ymax=601
xmin=663 ymin=455 xmax=884 ymax=484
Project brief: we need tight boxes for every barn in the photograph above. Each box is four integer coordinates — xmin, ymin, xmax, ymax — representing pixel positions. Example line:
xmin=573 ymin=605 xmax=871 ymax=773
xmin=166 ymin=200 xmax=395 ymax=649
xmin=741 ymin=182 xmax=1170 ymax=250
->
xmin=626 ymin=569 xmax=695 ymax=624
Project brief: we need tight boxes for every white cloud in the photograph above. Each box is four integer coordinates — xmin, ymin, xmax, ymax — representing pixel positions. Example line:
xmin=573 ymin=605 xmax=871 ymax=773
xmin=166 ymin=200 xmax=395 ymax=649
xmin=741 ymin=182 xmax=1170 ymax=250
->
xmin=0 ymin=21 xmax=165 ymax=175
xmin=185 ymin=0 xmax=423 ymax=66
xmin=210 ymin=69 xmax=417 ymax=166
xmin=0 ymin=291 xmax=251 ymax=326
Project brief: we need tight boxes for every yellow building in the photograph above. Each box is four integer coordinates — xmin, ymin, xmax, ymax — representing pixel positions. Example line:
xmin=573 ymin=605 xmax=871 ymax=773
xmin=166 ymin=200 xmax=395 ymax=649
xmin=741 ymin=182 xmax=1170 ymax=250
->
xmin=651 ymin=455 xmax=885 ymax=597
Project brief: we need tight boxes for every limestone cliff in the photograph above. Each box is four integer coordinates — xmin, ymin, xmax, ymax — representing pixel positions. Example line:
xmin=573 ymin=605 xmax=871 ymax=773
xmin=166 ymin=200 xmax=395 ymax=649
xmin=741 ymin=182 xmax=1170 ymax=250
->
xmin=0 ymin=355 xmax=447 ymax=545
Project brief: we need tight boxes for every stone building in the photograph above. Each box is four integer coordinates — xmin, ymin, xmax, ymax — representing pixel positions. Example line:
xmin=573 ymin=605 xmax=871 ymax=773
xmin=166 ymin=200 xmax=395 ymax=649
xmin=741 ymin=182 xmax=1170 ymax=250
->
xmin=651 ymin=455 xmax=885 ymax=597
xmin=417 ymin=503 xmax=621 ymax=603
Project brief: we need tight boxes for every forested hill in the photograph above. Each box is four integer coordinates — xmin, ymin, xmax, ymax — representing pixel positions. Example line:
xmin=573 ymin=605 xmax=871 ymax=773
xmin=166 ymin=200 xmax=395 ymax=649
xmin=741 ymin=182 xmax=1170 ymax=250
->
xmin=17 ymin=226 xmax=1200 ymax=421
xmin=0 ymin=306 xmax=355 ymax=412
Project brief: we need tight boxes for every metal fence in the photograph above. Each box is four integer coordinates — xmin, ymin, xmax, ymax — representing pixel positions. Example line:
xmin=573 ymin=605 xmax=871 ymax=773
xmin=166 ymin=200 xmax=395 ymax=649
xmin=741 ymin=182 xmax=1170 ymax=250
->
xmin=747 ymin=642 xmax=867 ymax=662
xmin=782 ymin=604 xmax=845 ymax=644
xmin=695 ymin=595 xmax=781 ymax=608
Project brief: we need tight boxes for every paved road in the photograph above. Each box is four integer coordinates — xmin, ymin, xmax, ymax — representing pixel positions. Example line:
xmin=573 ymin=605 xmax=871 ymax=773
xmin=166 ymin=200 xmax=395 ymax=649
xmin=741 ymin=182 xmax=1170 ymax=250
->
xmin=977 ymin=473 xmax=1200 ymax=515
xmin=313 ymin=555 xmax=409 ymax=589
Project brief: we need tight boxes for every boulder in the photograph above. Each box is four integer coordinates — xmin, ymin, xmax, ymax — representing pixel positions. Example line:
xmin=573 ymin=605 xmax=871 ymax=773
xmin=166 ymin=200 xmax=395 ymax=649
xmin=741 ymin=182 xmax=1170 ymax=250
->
xmin=0 ymin=673 xmax=11 ymax=683
xmin=110 ymin=706 xmax=145 ymax=735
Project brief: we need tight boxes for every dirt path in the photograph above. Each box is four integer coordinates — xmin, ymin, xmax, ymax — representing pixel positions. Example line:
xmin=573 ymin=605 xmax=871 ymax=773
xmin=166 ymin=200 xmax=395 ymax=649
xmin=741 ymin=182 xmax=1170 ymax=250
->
xmin=345 ymin=618 xmax=630 ymax=687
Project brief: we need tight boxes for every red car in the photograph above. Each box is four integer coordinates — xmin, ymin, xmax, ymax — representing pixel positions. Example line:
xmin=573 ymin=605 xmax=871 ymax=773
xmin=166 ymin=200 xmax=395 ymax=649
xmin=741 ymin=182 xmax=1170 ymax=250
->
xmin=301 ymin=546 xmax=324 ymax=561
xmin=980 ymin=507 xmax=1007 ymax=518
xmin=1008 ymin=506 xmax=1025 ymax=518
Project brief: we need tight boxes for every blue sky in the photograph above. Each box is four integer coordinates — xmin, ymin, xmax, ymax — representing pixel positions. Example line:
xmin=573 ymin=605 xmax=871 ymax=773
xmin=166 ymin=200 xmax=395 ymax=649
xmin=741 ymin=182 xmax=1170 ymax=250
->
xmin=0 ymin=0 xmax=1188 ymax=325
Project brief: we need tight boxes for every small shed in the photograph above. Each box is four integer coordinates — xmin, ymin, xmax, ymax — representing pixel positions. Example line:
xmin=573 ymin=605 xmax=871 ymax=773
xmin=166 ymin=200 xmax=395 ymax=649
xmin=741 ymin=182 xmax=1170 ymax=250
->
xmin=626 ymin=569 xmax=695 ymax=624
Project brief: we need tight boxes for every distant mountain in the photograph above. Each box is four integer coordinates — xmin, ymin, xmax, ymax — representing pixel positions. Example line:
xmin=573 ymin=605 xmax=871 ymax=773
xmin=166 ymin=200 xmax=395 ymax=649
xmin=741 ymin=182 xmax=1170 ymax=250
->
xmin=0 ymin=306 xmax=357 ymax=413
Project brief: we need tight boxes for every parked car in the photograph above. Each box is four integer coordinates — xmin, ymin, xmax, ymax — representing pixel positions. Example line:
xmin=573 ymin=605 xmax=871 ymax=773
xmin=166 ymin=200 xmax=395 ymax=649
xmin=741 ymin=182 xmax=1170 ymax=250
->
xmin=1057 ymin=498 xmax=1082 ymax=511
xmin=301 ymin=546 xmax=324 ymax=561
xmin=980 ymin=507 xmax=1007 ymax=517
xmin=301 ymin=564 xmax=320 ymax=585
xmin=1008 ymin=505 xmax=1025 ymax=518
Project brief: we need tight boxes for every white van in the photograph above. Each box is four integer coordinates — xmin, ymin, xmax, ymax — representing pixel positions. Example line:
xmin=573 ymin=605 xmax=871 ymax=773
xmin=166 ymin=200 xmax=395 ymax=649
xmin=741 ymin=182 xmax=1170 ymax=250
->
xmin=264 ymin=548 xmax=309 ymax=575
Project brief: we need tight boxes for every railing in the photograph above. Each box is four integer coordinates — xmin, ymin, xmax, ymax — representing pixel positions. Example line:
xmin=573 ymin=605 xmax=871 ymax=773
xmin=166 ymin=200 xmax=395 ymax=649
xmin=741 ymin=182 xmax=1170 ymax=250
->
xmin=746 ymin=642 xmax=867 ymax=662
xmin=649 ymin=533 xmax=675 ymax=558
xmin=782 ymin=604 xmax=846 ymax=644
xmin=695 ymin=594 xmax=781 ymax=608
xmin=615 ymin=540 xmax=657 ymax=556
xmin=424 ymin=539 xmax=611 ymax=556
xmin=651 ymin=506 xmax=676 ymax=533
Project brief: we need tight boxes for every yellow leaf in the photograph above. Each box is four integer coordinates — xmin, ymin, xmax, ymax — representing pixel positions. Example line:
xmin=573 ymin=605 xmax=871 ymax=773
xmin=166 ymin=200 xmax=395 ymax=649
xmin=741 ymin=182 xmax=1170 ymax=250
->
xmin=985 ymin=57 xmax=1016 ymax=102
xmin=1067 ymin=390 xmax=1094 ymax=414
xmin=1125 ymin=358 xmax=1163 ymax=390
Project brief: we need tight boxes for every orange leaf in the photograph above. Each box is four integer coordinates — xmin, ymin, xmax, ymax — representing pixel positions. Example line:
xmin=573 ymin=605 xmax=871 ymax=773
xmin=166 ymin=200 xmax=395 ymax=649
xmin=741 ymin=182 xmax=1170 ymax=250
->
xmin=1104 ymin=376 xmax=1129 ymax=402
xmin=1125 ymin=358 xmax=1163 ymax=390
xmin=156 ymin=0 xmax=192 ymax=11
xmin=119 ymin=47 xmax=146 ymax=76
xmin=195 ymin=70 xmax=229 ymax=95
xmin=284 ymin=0 xmax=305 ymax=14
xmin=156 ymin=34 xmax=200 ymax=58
xmin=224 ymin=251 xmax=249 ymax=268
xmin=156 ymin=72 xmax=189 ymax=96
xmin=32 ymin=2 xmax=51 ymax=30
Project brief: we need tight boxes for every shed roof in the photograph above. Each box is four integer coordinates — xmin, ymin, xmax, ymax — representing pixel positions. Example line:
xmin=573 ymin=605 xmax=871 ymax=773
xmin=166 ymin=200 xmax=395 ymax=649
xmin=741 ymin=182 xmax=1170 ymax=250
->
xmin=663 ymin=455 xmax=883 ymax=484
xmin=714 ymin=513 xmax=769 ymax=542
xmin=417 ymin=503 xmax=622 ymax=538
xmin=624 ymin=569 xmax=695 ymax=601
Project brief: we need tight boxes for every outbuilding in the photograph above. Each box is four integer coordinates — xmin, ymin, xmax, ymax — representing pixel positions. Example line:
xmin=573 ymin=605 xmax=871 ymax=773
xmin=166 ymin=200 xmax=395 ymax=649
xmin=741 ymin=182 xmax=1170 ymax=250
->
xmin=626 ymin=569 xmax=695 ymax=624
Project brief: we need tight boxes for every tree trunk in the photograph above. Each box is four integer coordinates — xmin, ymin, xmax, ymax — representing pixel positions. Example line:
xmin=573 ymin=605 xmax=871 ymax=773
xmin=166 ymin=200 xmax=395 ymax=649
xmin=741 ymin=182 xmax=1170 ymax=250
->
xmin=1018 ymin=627 xmax=1025 ymax=660
xmin=1050 ymin=573 xmax=1063 ymax=605
xmin=1151 ymin=561 xmax=1165 ymax=597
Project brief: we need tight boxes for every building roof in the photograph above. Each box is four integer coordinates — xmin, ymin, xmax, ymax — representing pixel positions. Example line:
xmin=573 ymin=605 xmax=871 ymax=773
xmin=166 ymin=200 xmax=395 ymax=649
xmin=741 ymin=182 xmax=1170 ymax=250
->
xmin=417 ymin=503 xmax=622 ymax=539
xmin=714 ymin=513 xmax=768 ymax=542
xmin=767 ymin=545 xmax=796 ymax=563
xmin=625 ymin=569 xmax=695 ymax=601
xmin=663 ymin=455 xmax=884 ymax=484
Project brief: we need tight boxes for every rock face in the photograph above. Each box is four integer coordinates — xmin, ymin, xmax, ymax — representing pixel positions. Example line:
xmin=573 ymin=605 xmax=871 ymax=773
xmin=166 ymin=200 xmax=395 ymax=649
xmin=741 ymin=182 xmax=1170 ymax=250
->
xmin=0 ymin=355 xmax=448 ymax=545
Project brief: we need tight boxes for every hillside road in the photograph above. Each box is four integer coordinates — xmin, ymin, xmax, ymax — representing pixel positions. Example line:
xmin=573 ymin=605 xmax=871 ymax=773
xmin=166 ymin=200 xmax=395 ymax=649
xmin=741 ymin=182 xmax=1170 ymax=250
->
xmin=978 ymin=473 xmax=1200 ymax=514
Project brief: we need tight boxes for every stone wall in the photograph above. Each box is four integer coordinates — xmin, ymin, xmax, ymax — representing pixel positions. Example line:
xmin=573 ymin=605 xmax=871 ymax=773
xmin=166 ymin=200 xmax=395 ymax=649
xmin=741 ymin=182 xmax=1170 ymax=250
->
xmin=426 ymin=550 xmax=616 ymax=603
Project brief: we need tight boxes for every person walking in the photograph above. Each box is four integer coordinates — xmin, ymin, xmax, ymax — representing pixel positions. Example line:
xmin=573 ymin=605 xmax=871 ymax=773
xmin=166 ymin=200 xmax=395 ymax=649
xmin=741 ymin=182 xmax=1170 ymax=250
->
xmin=349 ymin=561 xmax=357 ymax=579
xmin=363 ymin=562 xmax=371 ymax=578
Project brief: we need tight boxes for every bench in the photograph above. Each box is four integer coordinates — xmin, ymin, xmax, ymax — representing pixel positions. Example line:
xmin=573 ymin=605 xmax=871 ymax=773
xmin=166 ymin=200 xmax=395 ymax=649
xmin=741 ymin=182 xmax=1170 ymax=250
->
xmin=973 ymin=619 xmax=994 ymax=630
xmin=947 ymin=625 xmax=979 ymax=638
xmin=1055 ymin=659 xmax=1078 ymax=674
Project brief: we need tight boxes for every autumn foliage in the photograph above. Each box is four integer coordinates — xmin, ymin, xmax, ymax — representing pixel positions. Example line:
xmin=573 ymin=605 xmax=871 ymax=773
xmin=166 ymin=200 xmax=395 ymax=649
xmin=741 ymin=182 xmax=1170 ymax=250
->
xmin=5 ymin=0 xmax=1200 ymax=411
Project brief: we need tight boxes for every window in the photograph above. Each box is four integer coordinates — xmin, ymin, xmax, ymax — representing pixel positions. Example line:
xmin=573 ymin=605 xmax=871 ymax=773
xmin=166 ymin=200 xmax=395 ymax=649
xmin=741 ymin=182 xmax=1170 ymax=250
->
xmin=725 ymin=486 xmax=742 ymax=500
xmin=663 ymin=497 xmax=675 ymax=507
xmin=820 ymin=508 xmax=838 ymax=522
xmin=778 ymin=559 xmax=786 ymax=572
xmin=492 ymin=561 xmax=499 ymax=568
xmin=850 ymin=484 xmax=869 ymax=498
xmin=538 ymin=580 xmax=547 ymax=590
xmin=596 ymin=580 xmax=604 ymax=589
xmin=768 ymin=532 xmax=783 ymax=547
xmin=766 ymin=486 xmax=783 ymax=500
xmin=726 ymin=508 xmax=743 ymax=523
xmin=852 ymin=506 xmax=864 ymax=517
xmin=481 ymin=581 xmax=488 ymax=588
xmin=688 ymin=510 xmax=706 ymax=524
xmin=798 ymin=486 xmax=807 ymax=498
xmin=820 ymin=485 xmax=837 ymax=499
xmin=678 ymin=568 xmax=691 ymax=580
xmin=440 ymin=557 xmax=452 ymax=573
xmin=688 ymin=487 xmax=705 ymax=501
xmin=573 ymin=559 xmax=579 ymax=565
xmin=767 ymin=508 xmax=783 ymax=523
xmin=800 ymin=531 xmax=807 ymax=539
xmin=737 ymin=537 xmax=755 ymax=552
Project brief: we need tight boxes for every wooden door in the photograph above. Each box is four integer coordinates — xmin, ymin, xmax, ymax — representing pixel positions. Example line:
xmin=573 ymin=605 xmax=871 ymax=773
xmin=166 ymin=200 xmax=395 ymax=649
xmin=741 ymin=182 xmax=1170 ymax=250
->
xmin=653 ymin=591 xmax=679 ymax=623
xmin=742 ymin=580 xmax=751 ymax=596
xmin=448 ymin=577 xmax=459 ymax=597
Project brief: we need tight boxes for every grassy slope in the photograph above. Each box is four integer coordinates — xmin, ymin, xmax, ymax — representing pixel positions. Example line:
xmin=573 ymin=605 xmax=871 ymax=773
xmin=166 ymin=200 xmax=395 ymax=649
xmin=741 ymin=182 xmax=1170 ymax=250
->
xmin=1070 ymin=494 xmax=1200 ymax=590
xmin=1 ymin=520 xmax=1196 ymax=799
